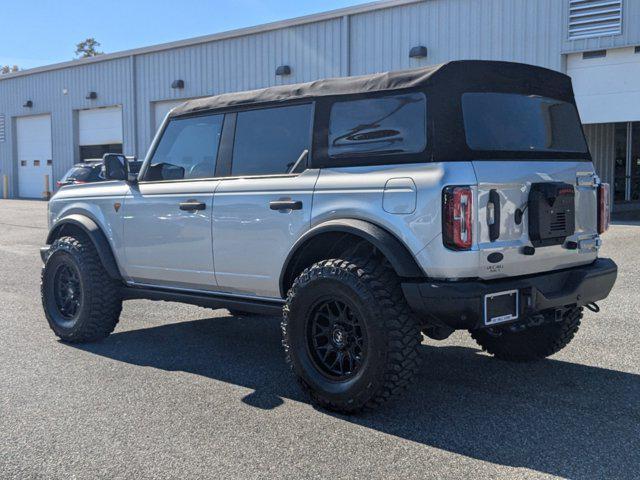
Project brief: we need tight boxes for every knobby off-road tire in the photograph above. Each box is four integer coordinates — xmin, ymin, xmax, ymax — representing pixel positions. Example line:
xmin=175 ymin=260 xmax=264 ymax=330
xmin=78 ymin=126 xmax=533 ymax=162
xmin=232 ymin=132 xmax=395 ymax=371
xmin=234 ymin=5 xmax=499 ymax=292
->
xmin=470 ymin=307 xmax=583 ymax=362
xmin=282 ymin=257 xmax=422 ymax=413
xmin=41 ymin=235 xmax=122 ymax=342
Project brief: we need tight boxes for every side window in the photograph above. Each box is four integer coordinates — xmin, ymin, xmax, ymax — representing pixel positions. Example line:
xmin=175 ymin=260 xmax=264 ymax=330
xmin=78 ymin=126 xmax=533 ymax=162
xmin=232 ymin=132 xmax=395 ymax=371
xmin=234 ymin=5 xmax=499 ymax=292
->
xmin=231 ymin=104 xmax=312 ymax=176
xmin=328 ymin=92 xmax=427 ymax=157
xmin=145 ymin=114 xmax=223 ymax=181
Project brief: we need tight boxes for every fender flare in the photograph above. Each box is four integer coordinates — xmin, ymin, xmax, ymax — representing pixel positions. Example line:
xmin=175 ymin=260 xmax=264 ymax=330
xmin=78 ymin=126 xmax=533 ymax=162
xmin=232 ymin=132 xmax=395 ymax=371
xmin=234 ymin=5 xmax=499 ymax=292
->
xmin=46 ymin=214 xmax=122 ymax=281
xmin=280 ymin=218 xmax=424 ymax=297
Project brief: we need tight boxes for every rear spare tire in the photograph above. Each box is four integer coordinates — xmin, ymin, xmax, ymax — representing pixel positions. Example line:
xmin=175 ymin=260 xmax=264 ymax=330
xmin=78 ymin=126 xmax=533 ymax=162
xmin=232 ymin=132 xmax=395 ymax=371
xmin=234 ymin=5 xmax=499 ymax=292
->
xmin=282 ymin=257 xmax=422 ymax=413
xmin=41 ymin=235 xmax=122 ymax=343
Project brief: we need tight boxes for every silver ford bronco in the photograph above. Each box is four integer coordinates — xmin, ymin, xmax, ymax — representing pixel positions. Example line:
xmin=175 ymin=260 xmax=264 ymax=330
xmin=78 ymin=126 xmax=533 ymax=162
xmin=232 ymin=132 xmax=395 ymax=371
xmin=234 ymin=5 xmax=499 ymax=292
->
xmin=41 ymin=61 xmax=617 ymax=412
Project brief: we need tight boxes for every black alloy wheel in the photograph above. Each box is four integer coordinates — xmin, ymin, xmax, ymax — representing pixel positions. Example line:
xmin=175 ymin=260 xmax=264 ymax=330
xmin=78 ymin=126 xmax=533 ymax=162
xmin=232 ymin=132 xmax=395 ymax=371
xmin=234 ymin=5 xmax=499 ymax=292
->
xmin=307 ymin=298 xmax=367 ymax=380
xmin=53 ymin=263 xmax=82 ymax=323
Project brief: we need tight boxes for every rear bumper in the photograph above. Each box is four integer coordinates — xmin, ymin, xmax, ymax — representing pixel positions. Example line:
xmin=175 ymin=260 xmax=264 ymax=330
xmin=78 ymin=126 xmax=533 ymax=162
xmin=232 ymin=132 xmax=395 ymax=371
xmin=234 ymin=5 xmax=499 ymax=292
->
xmin=402 ymin=258 xmax=617 ymax=330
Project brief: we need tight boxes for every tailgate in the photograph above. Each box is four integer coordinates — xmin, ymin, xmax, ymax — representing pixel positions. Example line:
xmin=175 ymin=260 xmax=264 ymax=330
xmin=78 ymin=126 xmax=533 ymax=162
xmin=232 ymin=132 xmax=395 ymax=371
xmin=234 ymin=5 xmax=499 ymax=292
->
xmin=473 ymin=160 xmax=599 ymax=279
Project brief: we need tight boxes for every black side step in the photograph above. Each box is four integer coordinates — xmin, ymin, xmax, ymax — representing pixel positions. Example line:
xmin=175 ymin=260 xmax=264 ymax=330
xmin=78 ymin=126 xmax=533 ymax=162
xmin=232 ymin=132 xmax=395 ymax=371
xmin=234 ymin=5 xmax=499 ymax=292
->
xmin=121 ymin=286 xmax=284 ymax=316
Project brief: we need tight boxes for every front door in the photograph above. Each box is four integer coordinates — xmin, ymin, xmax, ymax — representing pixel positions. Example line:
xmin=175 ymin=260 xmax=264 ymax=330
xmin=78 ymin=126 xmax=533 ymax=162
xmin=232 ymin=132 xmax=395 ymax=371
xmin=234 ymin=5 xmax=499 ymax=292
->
xmin=122 ymin=113 xmax=224 ymax=290
xmin=212 ymin=103 xmax=316 ymax=298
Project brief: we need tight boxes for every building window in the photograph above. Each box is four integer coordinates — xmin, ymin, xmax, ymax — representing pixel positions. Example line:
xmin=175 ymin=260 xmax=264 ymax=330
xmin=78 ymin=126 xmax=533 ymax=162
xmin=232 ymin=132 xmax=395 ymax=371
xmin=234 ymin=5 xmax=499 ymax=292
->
xmin=569 ymin=0 xmax=623 ymax=40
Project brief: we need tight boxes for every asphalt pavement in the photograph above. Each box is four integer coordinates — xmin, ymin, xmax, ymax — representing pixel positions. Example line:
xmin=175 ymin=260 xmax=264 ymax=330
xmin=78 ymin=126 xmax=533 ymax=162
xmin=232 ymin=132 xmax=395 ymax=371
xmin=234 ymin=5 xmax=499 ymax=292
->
xmin=0 ymin=199 xmax=638 ymax=479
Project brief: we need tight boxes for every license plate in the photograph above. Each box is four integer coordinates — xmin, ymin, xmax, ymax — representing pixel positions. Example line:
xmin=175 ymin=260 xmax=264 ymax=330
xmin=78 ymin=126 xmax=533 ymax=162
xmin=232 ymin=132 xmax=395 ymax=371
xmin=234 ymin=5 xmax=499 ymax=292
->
xmin=484 ymin=289 xmax=519 ymax=326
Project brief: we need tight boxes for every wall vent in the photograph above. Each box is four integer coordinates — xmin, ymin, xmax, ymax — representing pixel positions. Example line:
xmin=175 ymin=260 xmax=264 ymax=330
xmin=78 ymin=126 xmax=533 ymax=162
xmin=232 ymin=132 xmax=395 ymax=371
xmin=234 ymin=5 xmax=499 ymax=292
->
xmin=582 ymin=49 xmax=607 ymax=59
xmin=0 ymin=114 xmax=5 ymax=142
xmin=569 ymin=0 xmax=623 ymax=40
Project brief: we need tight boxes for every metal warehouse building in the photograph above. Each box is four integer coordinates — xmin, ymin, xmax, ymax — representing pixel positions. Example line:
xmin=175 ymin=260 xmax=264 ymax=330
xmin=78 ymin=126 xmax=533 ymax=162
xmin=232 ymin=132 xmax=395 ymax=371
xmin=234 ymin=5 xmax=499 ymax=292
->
xmin=1 ymin=0 xmax=639 ymax=208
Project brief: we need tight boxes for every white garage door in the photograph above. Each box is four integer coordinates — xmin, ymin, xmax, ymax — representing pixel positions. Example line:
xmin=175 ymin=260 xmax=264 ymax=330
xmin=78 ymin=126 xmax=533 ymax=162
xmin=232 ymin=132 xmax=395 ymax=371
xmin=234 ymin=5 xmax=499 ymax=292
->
xmin=78 ymin=106 xmax=123 ymax=161
xmin=154 ymin=99 xmax=190 ymax=132
xmin=79 ymin=106 xmax=123 ymax=145
xmin=567 ymin=47 xmax=640 ymax=124
xmin=17 ymin=114 xmax=53 ymax=199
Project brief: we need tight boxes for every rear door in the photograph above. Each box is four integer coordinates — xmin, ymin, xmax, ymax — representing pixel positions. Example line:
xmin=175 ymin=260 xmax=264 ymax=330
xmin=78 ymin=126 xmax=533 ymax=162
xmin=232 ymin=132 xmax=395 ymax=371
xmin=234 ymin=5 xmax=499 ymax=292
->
xmin=462 ymin=92 xmax=600 ymax=279
xmin=212 ymin=103 xmax=317 ymax=298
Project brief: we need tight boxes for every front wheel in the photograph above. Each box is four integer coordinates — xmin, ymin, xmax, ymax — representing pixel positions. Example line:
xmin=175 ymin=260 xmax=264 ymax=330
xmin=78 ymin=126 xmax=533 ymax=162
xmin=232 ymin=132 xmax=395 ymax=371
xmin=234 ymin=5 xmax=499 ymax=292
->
xmin=41 ymin=235 xmax=122 ymax=343
xmin=282 ymin=257 xmax=422 ymax=413
xmin=470 ymin=307 xmax=582 ymax=362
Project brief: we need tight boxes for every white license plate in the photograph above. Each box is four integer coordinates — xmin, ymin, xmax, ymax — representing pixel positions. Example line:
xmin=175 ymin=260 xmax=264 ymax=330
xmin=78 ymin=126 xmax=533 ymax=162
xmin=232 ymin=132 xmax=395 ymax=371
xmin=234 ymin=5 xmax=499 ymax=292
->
xmin=484 ymin=289 xmax=519 ymax=326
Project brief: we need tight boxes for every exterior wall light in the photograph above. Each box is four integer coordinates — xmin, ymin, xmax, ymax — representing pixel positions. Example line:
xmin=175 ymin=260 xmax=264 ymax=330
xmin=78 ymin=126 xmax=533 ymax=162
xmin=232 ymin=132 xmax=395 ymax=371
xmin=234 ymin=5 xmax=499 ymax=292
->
xmin=86 ymin=91 xmax=97 ymax=100
xmin=171 ymin=79 xmax=185 ymax=89
xmin=275 ymin=65 xmax=291 ymax=76
xmin=23 ymin=100 xmax=33 ymax=108
xmin=409 ymin=46 xmax=428 ymax=59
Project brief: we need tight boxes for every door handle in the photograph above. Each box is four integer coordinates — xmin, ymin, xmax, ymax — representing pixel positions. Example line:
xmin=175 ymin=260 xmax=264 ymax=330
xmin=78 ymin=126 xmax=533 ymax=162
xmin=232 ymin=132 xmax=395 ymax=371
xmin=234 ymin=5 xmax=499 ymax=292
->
xmin=269 ymin=200 xmax=303 ymax=211
xmin=179 ymin=200 xmax=206 ymax=211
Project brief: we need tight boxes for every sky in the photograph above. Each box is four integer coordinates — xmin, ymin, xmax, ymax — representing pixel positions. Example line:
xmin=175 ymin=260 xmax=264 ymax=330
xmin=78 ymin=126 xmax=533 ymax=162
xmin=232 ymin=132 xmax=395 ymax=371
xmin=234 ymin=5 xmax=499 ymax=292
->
xmin=0 ymin=0 xmax=371 ymax=70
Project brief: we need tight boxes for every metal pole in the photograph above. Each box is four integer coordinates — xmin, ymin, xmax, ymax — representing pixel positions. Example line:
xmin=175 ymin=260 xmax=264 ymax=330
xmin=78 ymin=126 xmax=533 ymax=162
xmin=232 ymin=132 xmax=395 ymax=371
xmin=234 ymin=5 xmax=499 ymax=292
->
xmin=43 ymin=174 xmax=50 ymax=200
xmin=2 ymin=175 xmax=8 ymax=199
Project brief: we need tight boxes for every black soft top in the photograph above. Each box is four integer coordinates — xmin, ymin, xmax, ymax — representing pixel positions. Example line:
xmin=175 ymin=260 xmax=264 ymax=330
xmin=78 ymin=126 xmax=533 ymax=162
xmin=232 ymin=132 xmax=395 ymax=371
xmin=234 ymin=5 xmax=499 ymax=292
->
xmin=170 ymin=60 xmax=575 ymax=117
xmin=168 ymin=60 xmax=588 ymax=163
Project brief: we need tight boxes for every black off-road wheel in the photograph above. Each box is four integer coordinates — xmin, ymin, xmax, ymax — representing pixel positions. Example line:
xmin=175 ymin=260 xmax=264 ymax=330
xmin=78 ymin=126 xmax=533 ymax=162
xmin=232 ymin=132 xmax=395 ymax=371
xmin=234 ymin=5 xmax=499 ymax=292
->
xmin=470 ymin=307 xmax=583 ymax=362
xmin=41 ymin=235 xmax=122 ymax=343
xmin=282 ymin=257 xmax=422 ymax=413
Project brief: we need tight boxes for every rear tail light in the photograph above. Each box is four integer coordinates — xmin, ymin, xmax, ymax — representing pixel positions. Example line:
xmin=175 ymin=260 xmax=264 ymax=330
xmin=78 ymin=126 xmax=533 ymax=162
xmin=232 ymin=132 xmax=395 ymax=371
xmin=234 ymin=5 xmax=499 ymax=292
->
xmin=443 ymin=186 xmax=473 ymax=250
xmin=597 ymin=182 xmax=610 ymax=234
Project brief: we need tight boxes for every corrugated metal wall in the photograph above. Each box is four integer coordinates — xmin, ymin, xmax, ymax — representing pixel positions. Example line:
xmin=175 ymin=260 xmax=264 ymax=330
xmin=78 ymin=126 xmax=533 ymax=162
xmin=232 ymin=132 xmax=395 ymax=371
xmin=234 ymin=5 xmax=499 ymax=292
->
xmin=584 ymin=123 xmax=616 ymax=204
xmin=0 ymin=0 xmax=632 ymax=198
xmin=350 ymin=0 xmax=565 ymax=75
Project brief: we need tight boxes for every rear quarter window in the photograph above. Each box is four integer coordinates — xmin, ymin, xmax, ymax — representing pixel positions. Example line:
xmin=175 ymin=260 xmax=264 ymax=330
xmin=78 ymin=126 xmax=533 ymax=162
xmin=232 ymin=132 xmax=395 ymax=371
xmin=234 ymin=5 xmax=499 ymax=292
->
xmin=328 ymin=92 xmax=427 ymax=158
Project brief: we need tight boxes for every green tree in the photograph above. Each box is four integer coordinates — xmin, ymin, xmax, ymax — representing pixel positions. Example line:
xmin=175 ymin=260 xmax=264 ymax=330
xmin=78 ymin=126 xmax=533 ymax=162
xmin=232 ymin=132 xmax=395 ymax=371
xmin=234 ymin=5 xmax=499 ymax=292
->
xmin=0 ymin=65 xmax=19 ymax=75
xmin=75 ymin=38 xmax=103 ymax=58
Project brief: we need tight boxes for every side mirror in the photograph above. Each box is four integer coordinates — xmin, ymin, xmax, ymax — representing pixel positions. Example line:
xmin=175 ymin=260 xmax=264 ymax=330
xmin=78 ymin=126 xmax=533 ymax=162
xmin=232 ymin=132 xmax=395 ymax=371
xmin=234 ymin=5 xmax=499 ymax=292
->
xmin=103 ymin=153 xmax=128 ymax=181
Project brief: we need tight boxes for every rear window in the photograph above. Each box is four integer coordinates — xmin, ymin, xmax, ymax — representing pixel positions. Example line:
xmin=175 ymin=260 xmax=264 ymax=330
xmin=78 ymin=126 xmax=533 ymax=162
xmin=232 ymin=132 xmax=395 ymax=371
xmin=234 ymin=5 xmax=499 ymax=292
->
xmin=462 ymin=93 xmax=587 ymax=153
xmin=328 ymin=92 xmax=426 ymax=157
xmin=61 ymin=166 xmax=97 ymax=182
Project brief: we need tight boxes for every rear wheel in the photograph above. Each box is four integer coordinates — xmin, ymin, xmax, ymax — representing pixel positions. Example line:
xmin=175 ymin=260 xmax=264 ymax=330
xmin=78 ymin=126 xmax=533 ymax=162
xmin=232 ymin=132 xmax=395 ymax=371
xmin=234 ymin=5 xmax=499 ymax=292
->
xmin=470 ymin=307 xmax=582 ymax=362
xmin=282 ymin=257 xmax=422 ymax=413
xmin=41 ymin=235 xmax=122 ymax=343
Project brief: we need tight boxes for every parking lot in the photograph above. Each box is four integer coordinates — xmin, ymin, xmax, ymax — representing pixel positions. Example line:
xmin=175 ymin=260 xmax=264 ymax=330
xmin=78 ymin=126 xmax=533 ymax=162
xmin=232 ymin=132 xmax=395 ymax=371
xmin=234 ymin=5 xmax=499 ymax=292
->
xmin=0 ymin=199 xmax=638 ymax=479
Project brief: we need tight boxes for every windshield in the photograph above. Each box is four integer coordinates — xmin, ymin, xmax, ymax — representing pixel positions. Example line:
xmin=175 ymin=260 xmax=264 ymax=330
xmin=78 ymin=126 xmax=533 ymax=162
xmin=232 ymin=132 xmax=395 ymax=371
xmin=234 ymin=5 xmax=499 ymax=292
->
xmin=462 ymin=93 xmax=588 ymax=154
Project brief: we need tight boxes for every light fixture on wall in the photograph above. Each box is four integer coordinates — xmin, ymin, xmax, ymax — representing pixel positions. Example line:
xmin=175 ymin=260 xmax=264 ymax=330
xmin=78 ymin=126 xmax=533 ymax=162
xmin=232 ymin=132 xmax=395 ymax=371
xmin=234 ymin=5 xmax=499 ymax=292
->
xmin=86 ymin=91 xmax=97 ymax=100
xmin=409 ymin=46 xmax=428 ymax=59
xmin=275 ymin=65 xmax=291 ymax=76
xmin=171 ymin=79 xmax=185 ymax=89
xmin=23 ymin=100 xmax=33 ymax=108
